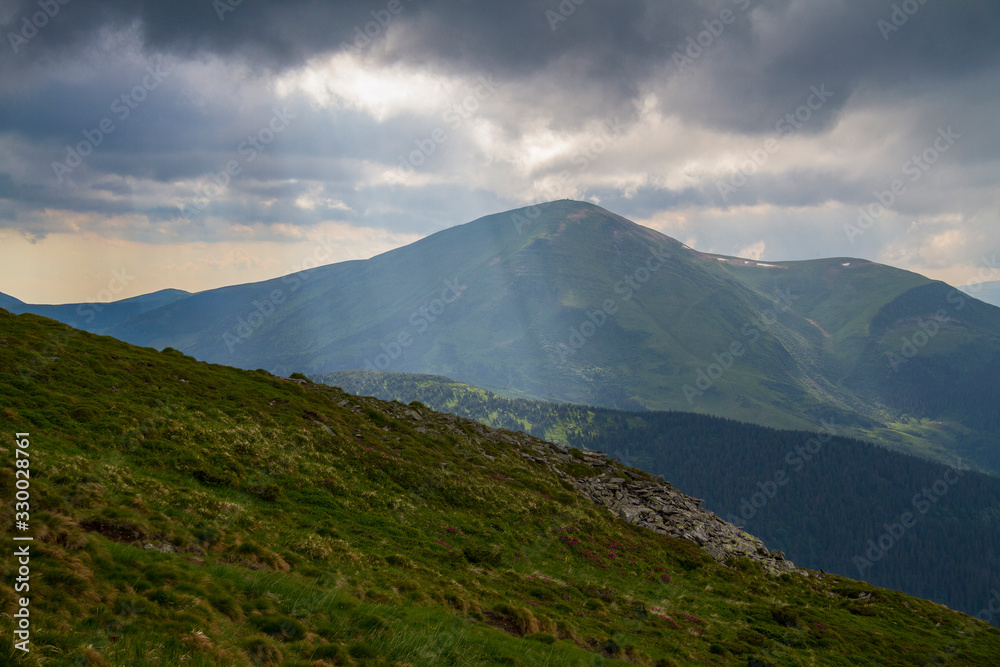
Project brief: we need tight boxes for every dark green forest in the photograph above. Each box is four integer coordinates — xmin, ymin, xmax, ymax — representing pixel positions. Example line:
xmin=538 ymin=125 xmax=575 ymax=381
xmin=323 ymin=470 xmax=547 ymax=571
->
xmin=319 ymin=370 xmax=1000 ymax=627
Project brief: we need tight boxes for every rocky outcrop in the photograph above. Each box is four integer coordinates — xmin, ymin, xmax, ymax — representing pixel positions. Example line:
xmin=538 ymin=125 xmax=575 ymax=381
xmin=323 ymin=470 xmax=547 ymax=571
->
xmin=518 ymin=440 xmax=796 ymax=575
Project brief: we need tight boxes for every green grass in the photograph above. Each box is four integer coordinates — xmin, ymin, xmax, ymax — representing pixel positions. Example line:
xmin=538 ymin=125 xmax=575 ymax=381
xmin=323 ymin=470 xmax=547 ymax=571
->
xmin=2 ymin=309 xmax=1000 ymax=665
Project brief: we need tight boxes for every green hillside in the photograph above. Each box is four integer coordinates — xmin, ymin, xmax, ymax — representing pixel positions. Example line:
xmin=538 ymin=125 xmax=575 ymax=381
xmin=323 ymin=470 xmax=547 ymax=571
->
xmin=317 ymin=370 xmax=1000 ymax=626
xmin=4 ymin=310 xmax=1000 ymax=665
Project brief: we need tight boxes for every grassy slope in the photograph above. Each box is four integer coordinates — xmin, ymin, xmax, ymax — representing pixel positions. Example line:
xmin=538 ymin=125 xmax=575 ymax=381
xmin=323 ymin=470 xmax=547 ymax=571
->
xmin=2 ymin=310 xmax=1000 ymax=666
xmin=315 ymin=370 xmax=1000 ymax=620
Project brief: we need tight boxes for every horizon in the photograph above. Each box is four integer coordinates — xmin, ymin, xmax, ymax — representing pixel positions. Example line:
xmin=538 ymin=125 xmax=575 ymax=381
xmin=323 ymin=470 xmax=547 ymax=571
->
xmin=3 ymin=198 xmax=997 ymax=305
xmin=2 ymin=1 xmax=999 ymax=303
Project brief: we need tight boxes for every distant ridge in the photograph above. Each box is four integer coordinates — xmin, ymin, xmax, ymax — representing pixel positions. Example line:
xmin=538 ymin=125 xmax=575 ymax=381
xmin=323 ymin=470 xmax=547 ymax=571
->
xmin=0 ymin=290 xmax=25 ymax=308
xmin=2 ymin=287 xmax=190 ymax=332
xmin=960 ymin=279 xmax=1000 ymax=308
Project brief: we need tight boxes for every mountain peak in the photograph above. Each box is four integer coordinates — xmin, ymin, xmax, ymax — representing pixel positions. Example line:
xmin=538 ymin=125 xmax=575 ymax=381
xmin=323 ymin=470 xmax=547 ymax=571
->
xmin=478 ymin=199 xmax=684 ymax=255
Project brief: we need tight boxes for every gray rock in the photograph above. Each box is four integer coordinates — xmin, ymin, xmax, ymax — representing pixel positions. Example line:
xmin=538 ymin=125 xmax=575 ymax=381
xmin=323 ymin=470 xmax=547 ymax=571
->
xmin=567 ymin=466 xmax=796 ymax=575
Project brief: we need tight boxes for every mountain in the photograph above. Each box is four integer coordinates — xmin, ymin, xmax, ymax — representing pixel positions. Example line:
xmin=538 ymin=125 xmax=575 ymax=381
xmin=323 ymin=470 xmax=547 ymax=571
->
xmin=0 ymin=291 xmax=25 ymax=309
xmin=2 ymin=288 xmax=191 ymax=332
xmin=9 ymin=200 xmax=1000 ymax=473
xmin=3 ymin=309 xmax=1000 ymax=665
xmin=960 ymin=279 xmax=1000 ymax=308
xmin=318 ymin=369 xmax=1000 ymax=626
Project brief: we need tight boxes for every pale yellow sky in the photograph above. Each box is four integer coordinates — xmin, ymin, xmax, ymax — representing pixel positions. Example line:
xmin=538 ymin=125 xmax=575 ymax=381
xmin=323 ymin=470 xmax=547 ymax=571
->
xmin=0 ymin=225 xmax=420 ymax=304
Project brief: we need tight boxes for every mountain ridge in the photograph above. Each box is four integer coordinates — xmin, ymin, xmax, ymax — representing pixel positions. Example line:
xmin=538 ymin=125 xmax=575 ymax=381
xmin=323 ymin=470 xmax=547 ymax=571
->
xmin=0 ymin=287 xmax=191 ymax=332
xmin=5 ymin=200 xmax=999 ymax=472
xmin=960 ymin=278 xmax=1000 ymax=308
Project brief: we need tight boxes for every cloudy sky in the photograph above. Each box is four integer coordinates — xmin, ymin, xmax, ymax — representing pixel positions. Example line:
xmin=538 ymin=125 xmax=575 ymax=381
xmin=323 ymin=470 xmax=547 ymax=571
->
xmin=1 ymin=0 xmax=998 ymax=303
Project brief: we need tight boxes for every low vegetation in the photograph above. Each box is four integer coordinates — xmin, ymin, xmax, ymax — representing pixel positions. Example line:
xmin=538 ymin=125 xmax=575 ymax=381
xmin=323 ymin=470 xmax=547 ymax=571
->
xmin=2 ymin=309 xmax=999 ymax=665
xmin=320 ymin=369 xmax=1000 ymax=626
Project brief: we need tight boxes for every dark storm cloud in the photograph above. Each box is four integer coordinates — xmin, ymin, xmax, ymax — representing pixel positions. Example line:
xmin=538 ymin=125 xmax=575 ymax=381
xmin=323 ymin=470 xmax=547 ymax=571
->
xmin=3 ymin=0 xmax=681 ymax=75
xmin=1 ymin=0 xmax=703 ymax=64
xmin=670 ymin=0 xmax=1000 ymax=134
xmin=6 ymin=0 xmax=999 ymax=135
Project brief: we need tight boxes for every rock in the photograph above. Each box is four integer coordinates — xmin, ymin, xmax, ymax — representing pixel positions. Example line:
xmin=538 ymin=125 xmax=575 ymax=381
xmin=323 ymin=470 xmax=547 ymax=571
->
xmin=568 ymin=467 xmax=796 ymax=575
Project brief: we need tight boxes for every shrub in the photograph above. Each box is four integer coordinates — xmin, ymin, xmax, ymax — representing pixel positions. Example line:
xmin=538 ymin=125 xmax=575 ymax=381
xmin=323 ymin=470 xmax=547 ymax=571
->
xmin=488 ymin=604 xmax=539 ymax=636
xmin=385 ymin=554 xmax=413 ymax=568
xmin=348 ymin=642 xmax=377 ymax=659
xmin=79 ymin=509 xmax=149 ymax=543
xmin=364 ymin=408 xmax=392 ymax=427
xmin=192 ymin=465 xmax=237 ymax=488
xmin=463 ymin=545 xmax=503 ymax=567
xmin=247 ymin=482 xmax=281 ymax=502
xmin=771 ymin=606 xmax=799 ymax=627
xmin=208 ymin=593 xmax=240 ymax=619
xmin=243 ymin=636 xmax=283 ymax=666
xmin=354 ymin=614 xmax=392 ymax=634
xmin=312 ymin=643 xmax=348 ymax=662
xmin=248 ymin=614 xmax=306 ymax=641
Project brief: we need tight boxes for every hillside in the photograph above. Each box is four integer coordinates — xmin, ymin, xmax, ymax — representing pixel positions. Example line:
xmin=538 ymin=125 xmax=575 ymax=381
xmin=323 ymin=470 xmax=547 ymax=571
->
xmin=3 ymin=309 xmax=1000 ymax=665
xmin=318 ymin=370 xmax=1000 ymax=626
xmin=8 ymin=200 xmax=1000 ymax=475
